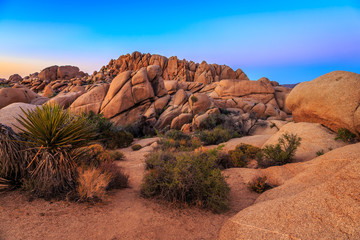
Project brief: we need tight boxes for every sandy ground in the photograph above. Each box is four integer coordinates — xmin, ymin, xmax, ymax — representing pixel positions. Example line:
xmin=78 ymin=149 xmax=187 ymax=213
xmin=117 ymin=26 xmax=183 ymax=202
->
xmin=0 ymin=141 xmax=259 ymax=240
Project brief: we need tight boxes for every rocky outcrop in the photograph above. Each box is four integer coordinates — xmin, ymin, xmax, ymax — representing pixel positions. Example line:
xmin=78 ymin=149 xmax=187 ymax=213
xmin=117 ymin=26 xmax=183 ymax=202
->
xmin=1 ymin=52 xmax=292 ymax=130
xmin=286 ymin=71 xmax=360 ymax=135
xmin=96 ymin=51 xmax=249 ymax=84
xmin=8 ymin=74 xmax=22 ymax=84
xmin=219 ymin=143 xmax=360 ymax=239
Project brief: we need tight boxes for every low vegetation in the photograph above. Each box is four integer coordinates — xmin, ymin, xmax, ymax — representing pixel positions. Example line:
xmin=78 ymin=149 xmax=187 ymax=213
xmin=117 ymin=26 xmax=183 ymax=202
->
xmin=316 ymin=149 xmax=325 ymax=156
xmin=258 ymin=133 xmax=301 ymax=167
xmin=141 ymin=150 xmax=230 ymax=213
xmin=159 ymin=129 xmax=202 ymax=151
xmin=84 ymin=111 xmax=133 ymax=149
xmin=248 ymin=176 xmax=273 ymax=193
xmin=131 ymin=144 xmax=142 ymax=151
xmin=0 ymin=105 xmax=128 ymax=201
xmin=227 ymin=144 xmax=261 ymax=168
xmin=197 ymin=126 xmax=240 ymax=145
xmin=335 ymin=128 xmax=358 ymax=143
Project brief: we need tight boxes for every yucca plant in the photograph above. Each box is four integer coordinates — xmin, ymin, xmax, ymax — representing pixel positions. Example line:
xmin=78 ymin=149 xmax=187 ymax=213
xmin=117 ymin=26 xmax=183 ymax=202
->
xmin=16 ymin=104 xmax=96 ymax=197
xmin=0 ymin=124 xmax=28 ymax=181
xmin=0 ymin=177 xmax=10 ymax=190
xmin=16 ymin=104 xmax=96 ymax=150
xmin=0 ymin=177 xmax=12 ymax=191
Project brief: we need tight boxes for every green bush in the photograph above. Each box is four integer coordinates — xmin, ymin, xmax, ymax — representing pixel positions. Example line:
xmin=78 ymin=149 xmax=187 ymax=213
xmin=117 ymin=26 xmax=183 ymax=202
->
xmin=335 ymin=128 xmax=358 ymax=143
xmin=131 ymin=144 xmax=142 ymax=151
xmin=141 ymin=150 xmax=230 ymax=213
xmin=224 ymin=144 xmax=261 ymax=168
xmin=159 ymin=130 xmax=202 ymax=151
xmin=258 ymin=133 xmax=301 ymax=168
xmin=248 ymin=176 xmax=272 ymax=193
xmin=164 ymin=129 xmax=191 ymax=141
xmin=198 ymin=126 xmax=240 ymax=145
xmin=84 ymin=111 xmax=133 ymax=149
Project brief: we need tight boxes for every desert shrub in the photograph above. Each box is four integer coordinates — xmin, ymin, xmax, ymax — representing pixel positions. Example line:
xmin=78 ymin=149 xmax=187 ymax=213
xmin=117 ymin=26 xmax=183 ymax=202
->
xmin=316 ymin=149 xmax=325 ymax=156
xmin=198 ymin=126 xmax=240 ymax=145
xmin=226 ymin=144 xmax=261 ymax=168
xmin=164 ymin=129 xmax=191 ymax=141
xmin=248 ymin=176 xmax=272 ymax=193
xmin=108 ymin=150 xmax=124 ymax=161
xmin=258 ymin=133 xmax=301 ymax=168
xmin=123 ymin=116 xmax=156 ymax=138
xmin=160 ymin=130 xmax=202 ymax=151
xmin=131 ymin=144 xmax=142 ymax=151
xmin=228 ymin=149 xmax=247 ymax=167
xmin=141 ymin=150 xmax=230 ymax=213
xmin=75 ymin=144 xmax=112 ymax=168
xmin=84 ymin=111 xmax=133 ymax=149
xmin=16 ymin=104 xmax=96 ymax=198
xmin=335 ymin=128 xmax=358 ymax=143
xmin=77 ymin=167 xmax=111 ymax=202
xmin=100 ymin=161 xmax=129 ymax=190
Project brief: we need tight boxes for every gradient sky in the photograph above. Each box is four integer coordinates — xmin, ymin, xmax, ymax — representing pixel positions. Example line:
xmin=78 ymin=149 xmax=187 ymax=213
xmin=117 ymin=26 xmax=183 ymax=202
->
xmin=0 ymin=0 xmax=359 ymax=84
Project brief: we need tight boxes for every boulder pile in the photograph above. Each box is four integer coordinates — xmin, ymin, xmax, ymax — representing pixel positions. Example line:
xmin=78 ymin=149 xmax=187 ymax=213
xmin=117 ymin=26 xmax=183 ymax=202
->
xmin=0 ymin=52 xmax=292 ymax=131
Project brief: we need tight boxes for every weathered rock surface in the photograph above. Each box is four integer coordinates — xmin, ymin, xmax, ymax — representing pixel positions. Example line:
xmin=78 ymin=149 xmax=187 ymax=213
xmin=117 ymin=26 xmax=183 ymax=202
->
xmin=219 ymin=143 xmax=360 ymax=239
xmin=262 ymin=122 xmax=347 ymax=162
xmin=46 ymin=91 xmax=84 ymax=108
xmin=0 ymin=103 xmax=37 ymax=133
xmin=69 ymin=84 xmax=110 ymax=114
xmin=286 ymin=71 xmax=360 ymax=135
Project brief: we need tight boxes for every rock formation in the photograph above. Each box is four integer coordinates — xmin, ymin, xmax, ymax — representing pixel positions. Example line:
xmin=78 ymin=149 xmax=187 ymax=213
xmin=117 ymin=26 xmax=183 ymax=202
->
xmin=0 ymin=52 xmax=292 ymax=131
xmin=286 ymin=70 xmax=360 ymax=135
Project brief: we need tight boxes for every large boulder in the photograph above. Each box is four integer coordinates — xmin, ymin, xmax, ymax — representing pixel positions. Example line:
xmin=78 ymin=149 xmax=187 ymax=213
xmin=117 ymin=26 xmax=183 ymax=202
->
xmin=38 ymin=66 xmax=58 ymax=81
xmin=0 ymin=103 xmax=37 ymax=133
xmin=219 ymin=143 xmax=360 ymax=239
xmin=189 ymin=93 xmax=211 ymax=115
xmin=57 ymin=66 xmax=80 ymax=80
xmin=101 ymin=81 xmax=135 ymax=118
xmin=0 ymin=87 xmax=41 ymax=109
xmin=46 ymin=91 xmax=83 ymax=108
xmin=262 ymin=122 xmax=347 ymax=162
xmin=286 ymin=71 xmax=360 ymax=135
xmin=69 ymin=84 xmax=110 ymax=114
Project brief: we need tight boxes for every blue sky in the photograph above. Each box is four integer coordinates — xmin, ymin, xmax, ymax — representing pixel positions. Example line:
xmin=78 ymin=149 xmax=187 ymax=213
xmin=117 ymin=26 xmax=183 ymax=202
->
xmin=0 ymin=0 xmax=359 ymax=84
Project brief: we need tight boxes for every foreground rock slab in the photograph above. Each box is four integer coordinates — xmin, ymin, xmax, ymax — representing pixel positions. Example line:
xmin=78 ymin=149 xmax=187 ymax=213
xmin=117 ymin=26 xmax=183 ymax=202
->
xmin=219 ymin=143 xmax=360 ymax=240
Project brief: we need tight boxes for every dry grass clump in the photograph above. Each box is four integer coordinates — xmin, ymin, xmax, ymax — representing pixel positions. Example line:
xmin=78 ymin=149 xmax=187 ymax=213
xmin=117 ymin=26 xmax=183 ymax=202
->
xmin=77 ymin=167 xmax=111 ymax=202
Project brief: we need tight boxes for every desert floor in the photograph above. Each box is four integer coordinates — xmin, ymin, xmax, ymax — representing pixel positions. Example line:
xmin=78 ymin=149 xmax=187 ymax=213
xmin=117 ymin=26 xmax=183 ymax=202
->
xmin=0 ymin=143 xmax=259 ymax=240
